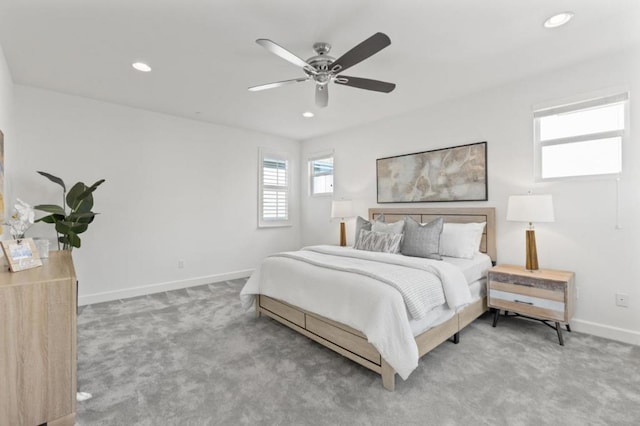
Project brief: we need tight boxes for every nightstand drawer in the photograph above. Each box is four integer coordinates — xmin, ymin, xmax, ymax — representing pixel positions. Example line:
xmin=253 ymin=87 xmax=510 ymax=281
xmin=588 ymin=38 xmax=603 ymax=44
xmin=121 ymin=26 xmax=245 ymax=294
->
xmin=489 ymin=290 xmax=565 ymax=321
xmin=489 ymin=280 xmax=565 ymax=302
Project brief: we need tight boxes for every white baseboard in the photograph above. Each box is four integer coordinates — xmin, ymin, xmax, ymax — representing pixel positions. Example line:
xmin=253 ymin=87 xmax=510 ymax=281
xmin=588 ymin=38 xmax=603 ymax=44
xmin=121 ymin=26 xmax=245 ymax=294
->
xmin=571 ymin=318 xmax=640 ymax=346
xmin=78 ymin=269 xmax=254 ymax=306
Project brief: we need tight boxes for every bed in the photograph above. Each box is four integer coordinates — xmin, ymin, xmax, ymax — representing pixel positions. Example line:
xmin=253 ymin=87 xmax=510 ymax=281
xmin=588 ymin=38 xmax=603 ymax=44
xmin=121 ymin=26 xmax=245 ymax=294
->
xmin=241 ymin=207 xmax=496 ymax=391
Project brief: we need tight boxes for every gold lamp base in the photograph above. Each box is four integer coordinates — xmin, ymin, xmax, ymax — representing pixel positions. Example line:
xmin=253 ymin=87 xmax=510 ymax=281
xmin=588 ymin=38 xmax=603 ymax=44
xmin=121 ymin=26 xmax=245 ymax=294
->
xmin=339 ymin=221 xmax=347 ymax=247
xmin=525 ymin=229 xmax=539 ymax=271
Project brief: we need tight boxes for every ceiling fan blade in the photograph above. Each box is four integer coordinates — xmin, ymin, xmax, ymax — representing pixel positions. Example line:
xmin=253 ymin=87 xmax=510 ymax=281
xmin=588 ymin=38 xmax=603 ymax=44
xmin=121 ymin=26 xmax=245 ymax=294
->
xmin=334 ymin=75 xmax=396 ymax=93
xmin=256 ymin=39 xmax=317 ymax=75
xmin=330 ymin=33 xmax=391 ymax=73
xmin=315 ymin=84 xmax=328 ymax=108
xmin=248 ymin=77 xmax=309 ymax=92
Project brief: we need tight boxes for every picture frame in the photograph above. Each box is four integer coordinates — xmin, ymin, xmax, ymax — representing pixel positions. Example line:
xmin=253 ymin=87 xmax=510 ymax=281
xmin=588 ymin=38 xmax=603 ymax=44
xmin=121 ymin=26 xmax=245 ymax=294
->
xmin=376 ymin=141 xmax=488 ymax=203
xmin=1 ymin=238 xmax=43 ymax=272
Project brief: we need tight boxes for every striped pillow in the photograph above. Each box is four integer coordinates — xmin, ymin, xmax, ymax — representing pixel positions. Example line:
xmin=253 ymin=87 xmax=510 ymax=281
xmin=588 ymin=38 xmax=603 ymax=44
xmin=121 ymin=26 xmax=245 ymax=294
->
xmin=354 ymin=229 xmax=403 ymax=254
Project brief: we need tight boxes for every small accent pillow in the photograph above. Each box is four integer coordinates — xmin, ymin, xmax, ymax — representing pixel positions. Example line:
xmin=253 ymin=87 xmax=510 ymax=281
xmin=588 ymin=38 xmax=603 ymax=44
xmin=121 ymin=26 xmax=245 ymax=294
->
xmin=354 ymin=214 xmax=385 ymax=243
xmin=354 ymin=229 xmax=403 ymax=254
xmin=439 ymin=222 xmax=486 ymax=259
xmin=401 ymin=216 xmax=443 ymax=260
xmin=371 ymin=219 xmax=405 ymax=235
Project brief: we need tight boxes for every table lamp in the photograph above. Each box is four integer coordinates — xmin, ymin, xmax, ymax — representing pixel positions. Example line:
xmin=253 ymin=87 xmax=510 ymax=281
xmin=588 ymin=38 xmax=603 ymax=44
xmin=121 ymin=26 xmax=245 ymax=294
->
xmin=507 ymin=194 xmax=554 ymax=271
xmin=331 ymin=200 xmax=354 ymax=247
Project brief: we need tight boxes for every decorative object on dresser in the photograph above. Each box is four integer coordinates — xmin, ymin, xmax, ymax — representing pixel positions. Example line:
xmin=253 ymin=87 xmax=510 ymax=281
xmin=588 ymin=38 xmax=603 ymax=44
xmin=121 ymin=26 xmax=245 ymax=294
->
xmin=0 ymin=238 xmax=42 ymax=272
xmin=331 ymin=199 xmax=354 ymax=246
xmin=0 ymin=251 xmax=77 ymax=425
xmin=506 ymin=193 xmax=554 ymax=271
xmin=4 ymin=198 xmax=35 ymax=239
xmin=488 ymin=264 xmax=575 ymax=345
xmin=34 ymin=171 xmax=105 ymax=251
xmin=376 ymin=141 xmax=487 ymax=203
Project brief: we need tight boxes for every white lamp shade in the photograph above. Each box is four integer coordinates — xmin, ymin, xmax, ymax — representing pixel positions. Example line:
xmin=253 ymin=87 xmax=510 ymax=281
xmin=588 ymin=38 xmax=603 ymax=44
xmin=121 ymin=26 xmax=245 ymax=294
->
xmin=507 ymin=194 xmax=555 ymax=223
xmin=331 ymin=200 xmax=354 ymax=219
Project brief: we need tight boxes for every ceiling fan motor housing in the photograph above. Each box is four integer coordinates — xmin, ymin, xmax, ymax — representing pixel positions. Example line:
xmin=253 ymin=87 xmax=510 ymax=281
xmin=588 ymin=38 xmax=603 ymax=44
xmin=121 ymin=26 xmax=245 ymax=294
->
xmin=305 ymin=42 xmax=334 ymax=85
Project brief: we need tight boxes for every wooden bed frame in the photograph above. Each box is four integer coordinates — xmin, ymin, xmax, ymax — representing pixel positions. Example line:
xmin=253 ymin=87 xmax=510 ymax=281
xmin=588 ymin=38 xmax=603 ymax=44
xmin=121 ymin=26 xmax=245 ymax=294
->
xmin=255 ymin=207 xmax=496 ymax=391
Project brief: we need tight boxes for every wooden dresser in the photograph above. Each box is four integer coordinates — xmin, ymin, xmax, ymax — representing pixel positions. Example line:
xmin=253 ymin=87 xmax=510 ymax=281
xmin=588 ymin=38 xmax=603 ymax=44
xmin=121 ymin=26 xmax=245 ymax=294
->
xmin=0 ymin=251 xmax=77 ymax=426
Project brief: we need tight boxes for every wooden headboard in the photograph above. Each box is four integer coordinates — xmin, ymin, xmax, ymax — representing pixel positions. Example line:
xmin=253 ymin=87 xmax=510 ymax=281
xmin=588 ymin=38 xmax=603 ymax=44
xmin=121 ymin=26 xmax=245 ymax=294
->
xmin=369 ymin=207 xmax=497 ymax=263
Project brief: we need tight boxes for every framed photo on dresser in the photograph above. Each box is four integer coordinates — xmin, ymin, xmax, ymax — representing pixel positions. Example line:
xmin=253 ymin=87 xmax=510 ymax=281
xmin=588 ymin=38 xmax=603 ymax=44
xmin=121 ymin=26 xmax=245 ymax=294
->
xmin=1 ymin=238 xmax=42 ymax=272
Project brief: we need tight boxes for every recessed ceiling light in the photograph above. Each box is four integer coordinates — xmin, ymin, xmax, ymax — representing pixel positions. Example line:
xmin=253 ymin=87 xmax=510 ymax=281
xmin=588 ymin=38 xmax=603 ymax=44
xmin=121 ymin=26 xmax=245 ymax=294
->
xmin=544 ymin=12 xmax=574 ymax=28
xmin=132 ymin=62 xmax=152 ymax=72
xmin=302 ymin=111 xmax=314 ymax=118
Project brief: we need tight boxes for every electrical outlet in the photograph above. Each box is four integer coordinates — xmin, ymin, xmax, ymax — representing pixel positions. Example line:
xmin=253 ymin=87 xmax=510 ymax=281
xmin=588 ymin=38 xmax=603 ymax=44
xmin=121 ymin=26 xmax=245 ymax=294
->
xmin=615 ymin=293 xmax=629 ymax=308
xmin=178 ymin=259 xmax=185 ymax=269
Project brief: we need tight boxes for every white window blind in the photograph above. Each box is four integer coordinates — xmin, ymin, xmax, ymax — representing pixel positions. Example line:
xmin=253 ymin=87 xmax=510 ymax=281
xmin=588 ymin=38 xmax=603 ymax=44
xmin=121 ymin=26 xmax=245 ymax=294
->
xmin=534 ymin=92 xmax=628 ymax=180
xmin=309 ymin=155 xmax=334 ymax=196
xmin=259 ymin=149 xmax=291 ymax=227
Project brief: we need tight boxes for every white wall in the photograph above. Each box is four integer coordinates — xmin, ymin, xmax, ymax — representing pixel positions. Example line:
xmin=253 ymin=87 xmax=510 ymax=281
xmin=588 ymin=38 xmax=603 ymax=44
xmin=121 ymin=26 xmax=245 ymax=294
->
xmin=301 ymin=46 xmax=640 ymax=345
xmin=11 ymin=86 xmax=301 ymax=304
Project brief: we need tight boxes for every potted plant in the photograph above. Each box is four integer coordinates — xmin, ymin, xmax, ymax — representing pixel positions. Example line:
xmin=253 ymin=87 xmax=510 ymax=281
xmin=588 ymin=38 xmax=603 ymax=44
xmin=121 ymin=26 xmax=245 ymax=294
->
xmin=34 ymin=171 xmax=105 ymax=251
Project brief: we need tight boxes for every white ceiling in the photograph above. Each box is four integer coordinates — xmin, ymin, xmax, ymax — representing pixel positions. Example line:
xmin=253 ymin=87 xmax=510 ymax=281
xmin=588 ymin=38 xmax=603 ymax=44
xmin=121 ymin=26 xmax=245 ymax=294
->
xmin=0 ymin=0 xmax=638 ymax=140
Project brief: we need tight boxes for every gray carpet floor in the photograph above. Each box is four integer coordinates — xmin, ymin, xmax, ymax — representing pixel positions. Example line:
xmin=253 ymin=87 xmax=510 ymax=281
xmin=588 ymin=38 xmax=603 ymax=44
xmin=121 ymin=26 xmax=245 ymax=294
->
xmin=76 ymin=278 xmax=640 ymax=425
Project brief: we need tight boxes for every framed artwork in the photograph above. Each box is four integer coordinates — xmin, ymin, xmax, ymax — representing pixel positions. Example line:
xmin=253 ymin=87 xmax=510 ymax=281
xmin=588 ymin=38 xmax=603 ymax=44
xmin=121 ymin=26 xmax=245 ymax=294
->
xmin=1 ymin=238 xmax=43 ymax=272
xmin=376 ymin=141 xmax=487 ymax=203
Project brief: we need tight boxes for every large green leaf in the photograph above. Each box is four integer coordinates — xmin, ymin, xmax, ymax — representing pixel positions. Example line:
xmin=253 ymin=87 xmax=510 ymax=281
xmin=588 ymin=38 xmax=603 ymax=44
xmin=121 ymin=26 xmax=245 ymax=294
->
xmin=67 ymin=212 xmax=96 ymax=221
xmin=76 ymin=193 xmax=94 ymax=214
xmin=34 ymin=204 xmax=66 ymax=215
xmin=72 ymin=179 xmax=104 ymax=213
xmin=76 ymin=179 xmax=105 ymax=202
xmin=55 ymin=220 xmax=89 ymax=235
xmin=68 ymin=232 xmax=81 ymax=248
xmin=37 ymin=171 xmax=66 ymax=192
xmin=66 ymin=182 xmax=88 ymax=210
xmin=35 ymin=213 xmax=65 ymax=224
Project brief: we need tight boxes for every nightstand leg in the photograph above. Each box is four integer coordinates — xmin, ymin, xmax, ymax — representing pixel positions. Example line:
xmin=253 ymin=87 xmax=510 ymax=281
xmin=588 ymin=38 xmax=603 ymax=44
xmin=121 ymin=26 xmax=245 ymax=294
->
xmin=492 ymin=309 xmax=500 ymax=327
xmin=556 ymin=322 xmax=564 ymax=346
xmin=566 ymin=324 xmax=571 ymax=332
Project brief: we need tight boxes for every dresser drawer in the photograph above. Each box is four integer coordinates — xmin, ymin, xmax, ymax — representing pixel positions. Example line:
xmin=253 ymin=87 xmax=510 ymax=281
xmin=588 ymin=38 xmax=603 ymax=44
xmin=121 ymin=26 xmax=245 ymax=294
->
xmin=489 ymin=280 xmax=565 ymax=302
xmin=489 ymin=289 xmax=566 ymax=321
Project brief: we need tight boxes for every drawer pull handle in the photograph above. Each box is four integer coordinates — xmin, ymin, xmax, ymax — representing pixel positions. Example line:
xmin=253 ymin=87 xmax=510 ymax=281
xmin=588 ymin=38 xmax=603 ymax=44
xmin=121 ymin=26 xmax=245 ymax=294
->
xmin=514 ymin=299 xmax=533 ymax=305
xmin=513 ymin=282 xmax=534 ymax=287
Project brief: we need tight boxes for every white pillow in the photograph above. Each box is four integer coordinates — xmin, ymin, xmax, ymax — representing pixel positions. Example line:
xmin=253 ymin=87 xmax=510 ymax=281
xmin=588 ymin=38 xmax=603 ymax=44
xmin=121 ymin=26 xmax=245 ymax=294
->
xmin=439 ymin=222 xmax=486 ymax=259
xmin=371 ymin=219 xmax=405 ymax=235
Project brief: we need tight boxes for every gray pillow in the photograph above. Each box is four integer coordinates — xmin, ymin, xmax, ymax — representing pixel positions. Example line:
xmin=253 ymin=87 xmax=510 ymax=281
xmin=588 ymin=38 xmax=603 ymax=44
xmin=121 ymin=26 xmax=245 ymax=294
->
xmin=354 ymin=214 xmax=384 ymax=243
xmin=371 ymin=219 xmax=405 ymax=235
xmin=354 ymin=229 xmax=403 ymax=254
xmin=400 ymin=216 xmax=444 ymax=260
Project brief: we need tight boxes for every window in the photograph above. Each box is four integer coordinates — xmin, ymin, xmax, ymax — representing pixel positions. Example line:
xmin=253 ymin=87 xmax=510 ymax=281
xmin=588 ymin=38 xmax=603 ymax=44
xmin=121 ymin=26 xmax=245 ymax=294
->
xmin=309 ymin=154 xmax=334 ymax=196
xmin=534 ymin=92 xmax=628 ymax=180
xmin=259 ymin=149 xmax=291 ymax=227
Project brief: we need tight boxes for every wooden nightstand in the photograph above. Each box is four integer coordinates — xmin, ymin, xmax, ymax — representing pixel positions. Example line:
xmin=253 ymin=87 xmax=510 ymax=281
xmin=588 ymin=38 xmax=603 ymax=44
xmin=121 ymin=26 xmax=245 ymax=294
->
xmin=487 ymin=264 xmax=575 ymax=345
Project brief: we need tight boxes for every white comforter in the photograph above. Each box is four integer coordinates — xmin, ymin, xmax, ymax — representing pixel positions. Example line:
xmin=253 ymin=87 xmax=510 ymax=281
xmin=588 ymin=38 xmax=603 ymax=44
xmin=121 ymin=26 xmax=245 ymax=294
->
xmin=240 ymin=245 xmax=472 ymax=380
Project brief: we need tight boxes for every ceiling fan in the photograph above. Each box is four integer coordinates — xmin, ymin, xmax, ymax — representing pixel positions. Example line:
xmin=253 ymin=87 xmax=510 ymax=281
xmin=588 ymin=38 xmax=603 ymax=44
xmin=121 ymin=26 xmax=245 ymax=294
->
xmin=248 ymin=32 xmax=396 ymax=108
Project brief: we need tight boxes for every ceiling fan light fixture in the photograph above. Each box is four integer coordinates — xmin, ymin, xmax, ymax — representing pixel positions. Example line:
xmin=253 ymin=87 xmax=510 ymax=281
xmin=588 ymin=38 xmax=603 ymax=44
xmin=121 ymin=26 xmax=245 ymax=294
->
xmin=544 ymin=12 xmax=574 ymax=28
xmin=302 ymin=111 xmax=314 ymax=118
xmin=132 ymin=62 xmax=152 ymax=72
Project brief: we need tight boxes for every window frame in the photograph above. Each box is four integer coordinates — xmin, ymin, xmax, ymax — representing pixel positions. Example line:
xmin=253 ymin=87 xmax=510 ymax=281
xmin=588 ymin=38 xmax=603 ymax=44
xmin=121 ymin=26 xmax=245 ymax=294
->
xmin=308 ymin=151 xmax=334 ymax=197
xmin=258 ymin=148 xmax=292 ymax=228
xmin=533 ymin=91 xmax=629 ymax=182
